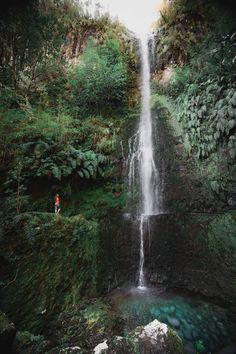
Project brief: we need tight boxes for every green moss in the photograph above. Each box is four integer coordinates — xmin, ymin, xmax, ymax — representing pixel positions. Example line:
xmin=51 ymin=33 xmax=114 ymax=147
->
xmin=0 ymin=213 xmax=100 ymax=332
xmin=167 ymin=328 xmax=186 ymax=354
xmin=208 ymin=212 xmax=236 ymax=258
xmin=47 ymin=300 xmax=125 ymax=352
xmin=76 ymin=185 xmax=128 ymax=219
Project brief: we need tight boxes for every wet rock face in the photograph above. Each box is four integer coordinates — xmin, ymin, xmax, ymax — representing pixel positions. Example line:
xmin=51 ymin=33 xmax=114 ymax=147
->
xmin=0 ymin=311 xmax=16 ymax=354
xmin=148 ymin=212 xmax=236 ymax=304
xmin=93 ymin=319 xmax=185 ymax=354
xmin=218 ymin=344 xmax=236 ymax=354
xmin=100 ymin=212 xmax=236 ymax=306
xmin=98 ymin=215 xmax=140 ymax=291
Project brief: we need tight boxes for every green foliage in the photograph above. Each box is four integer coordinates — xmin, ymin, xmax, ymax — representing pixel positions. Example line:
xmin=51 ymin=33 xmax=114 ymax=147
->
xmin=81 ymin=301 xmax=108 ymax=329
xmin=0 ymin=0 xmax=137 ymax=342
xmin=0 ymin=0 xmax=138 ymax=221
xmin=4 ymin=141 xmax=110 ymax=198
xmin=0 ymin=0 xmax=66 ymax=89
xmin=14 ymin=331 xmax=49 ymax=354
xmin=153 ymin=0 xmax=236 ymax=199
xmin=1 ymin=213 xmax=100 ymax=331
xmin=208 ymin=212 xmax=236 ymax=258
xmin=174 ymin=79 xmax=236 ymax=161
xmin=75 ymin=184 xmax=127 ymax=219
xmin=0 ymin=0 xmax=138 ymax=114
xmin=0 ymin=107 xmax=115 ymax=202
xmin=166 ymin=66 xmax=192 ymax=98
xmin=155 ymin=0 xmax=236 ymax=87
xmin=151 ymin=93 xmax=174 ymax=113
xmin=71 ymin=37 xmax=128 ymax=116
xmin=195 ymin=339 xmax=206 ymax=353
xmin=156 ymin=0 xmax=211 ymax=68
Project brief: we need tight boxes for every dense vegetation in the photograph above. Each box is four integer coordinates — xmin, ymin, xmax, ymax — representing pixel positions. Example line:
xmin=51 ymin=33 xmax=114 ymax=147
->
xmin=0 ymin=0 xmax=138 ymax=222
xmin=0 ymin=0 xmax=139 ymax=350
xmin=152 ymin=0 xmax=236 ymax=205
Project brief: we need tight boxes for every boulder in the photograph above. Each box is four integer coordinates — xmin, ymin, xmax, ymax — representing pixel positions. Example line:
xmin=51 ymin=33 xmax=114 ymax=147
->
xmin=167 ymin=316 xmax=180 ymax=328
xmin=93 ymin=319 xmax=185 ymax=354
xmin=94 ymin=340 xmax=108 ymax=354
xmin=0 ymin=311 xmax=16 ymax=354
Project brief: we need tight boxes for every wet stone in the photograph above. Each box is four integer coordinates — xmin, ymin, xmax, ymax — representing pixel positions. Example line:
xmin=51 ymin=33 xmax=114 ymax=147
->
xmin=183 ymin=328 xmax=192 ymax=341
xmin=185 ymin=341 xmax=196 ymax=354
xmin=209 ymin=340 xmax=215 ymax=351
xmin=161 ymin=307 xmax=169 ymax=313
xmin=167 ymin=316 xmax=180 ymax=328
xmin=154 ymin=309 xmax=161 ymax=317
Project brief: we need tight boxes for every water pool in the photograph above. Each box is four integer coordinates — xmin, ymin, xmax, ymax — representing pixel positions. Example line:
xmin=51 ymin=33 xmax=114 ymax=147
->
xmin=109 ymin=287 xmax=236 ymax=354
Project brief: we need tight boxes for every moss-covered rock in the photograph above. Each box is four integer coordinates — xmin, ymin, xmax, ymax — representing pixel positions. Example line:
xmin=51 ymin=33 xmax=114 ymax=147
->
xmin=94 ymin=319 xmax=185 ymax=354
xmin=0 ymin=213 xmax=100 ymax=333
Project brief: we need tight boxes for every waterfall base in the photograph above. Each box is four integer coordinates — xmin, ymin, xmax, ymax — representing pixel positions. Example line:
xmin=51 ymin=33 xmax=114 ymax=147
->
xmin=108 ymin=287 xmax=236 ymax=354
xmin=100 ymin=212 xmax=236 ymax=306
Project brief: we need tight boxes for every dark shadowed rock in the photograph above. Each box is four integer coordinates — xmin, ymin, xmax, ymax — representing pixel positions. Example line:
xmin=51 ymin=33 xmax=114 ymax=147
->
xmin=227 ymin=193 xmax=236 ymax=209
xmin=0 ymin=311 xmax=16 ymax=354
xmin=218 ymin=344 xmax=236 ymax=354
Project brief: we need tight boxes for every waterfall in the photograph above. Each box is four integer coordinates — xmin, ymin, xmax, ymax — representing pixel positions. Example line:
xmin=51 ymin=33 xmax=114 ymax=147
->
xmin=127 ymin=34 xmax=161 ymax=288
xmin=139 ymin=34 xmax=159 ymax=216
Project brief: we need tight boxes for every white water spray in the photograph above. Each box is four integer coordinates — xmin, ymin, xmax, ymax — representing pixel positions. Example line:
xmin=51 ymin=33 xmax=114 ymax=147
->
xmin=139 ymin=34 xmax=159 ymax=217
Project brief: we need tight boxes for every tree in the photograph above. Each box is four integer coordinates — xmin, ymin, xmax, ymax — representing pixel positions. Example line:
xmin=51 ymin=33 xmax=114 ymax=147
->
xmin=71 ymin=37 xmax=128 ymax=116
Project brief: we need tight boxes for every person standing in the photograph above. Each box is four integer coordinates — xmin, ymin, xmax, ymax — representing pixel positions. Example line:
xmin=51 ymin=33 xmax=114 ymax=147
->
xmin=54 ymin=194 xmax=60 ymax=214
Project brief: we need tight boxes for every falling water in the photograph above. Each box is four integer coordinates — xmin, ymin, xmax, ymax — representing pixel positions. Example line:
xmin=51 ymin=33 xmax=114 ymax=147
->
xmin=139 ymin=34 xmax=159 ymax=216
xmin=127 ymin=34 xmax=161 ymax=288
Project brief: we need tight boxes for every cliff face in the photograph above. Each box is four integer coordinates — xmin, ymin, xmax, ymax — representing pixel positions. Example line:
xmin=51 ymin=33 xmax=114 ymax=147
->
xmin=0 ymin=1 xmax=140 ymax=351
xmin=152 ymin=0 xmax=236 ymax=208
xmin=1 ymin=1 xmax=236 ymax=353
xmin=100 ymin=212 xmax=236 ymax=306
xmin=98 ymin=108 xmax=236 ymax=308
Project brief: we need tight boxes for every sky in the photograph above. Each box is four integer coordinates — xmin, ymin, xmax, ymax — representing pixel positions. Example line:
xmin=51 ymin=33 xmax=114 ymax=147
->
xmin=88 ymin=0 xmax=164 ymax=34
